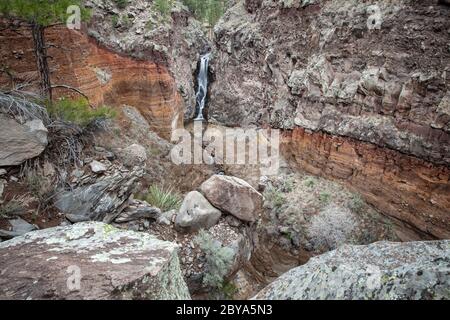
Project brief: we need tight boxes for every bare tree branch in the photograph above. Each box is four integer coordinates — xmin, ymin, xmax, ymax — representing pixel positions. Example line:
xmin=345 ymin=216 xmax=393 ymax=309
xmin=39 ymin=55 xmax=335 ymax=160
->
xmin=51 ymin=84 xmax=92 ymax=106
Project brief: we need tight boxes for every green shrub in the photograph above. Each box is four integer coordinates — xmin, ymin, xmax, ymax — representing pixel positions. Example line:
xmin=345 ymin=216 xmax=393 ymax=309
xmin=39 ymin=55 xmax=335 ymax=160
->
xmin=348 ymin=194 xmax=365 ymax=214
xmin=112 ymin=14 xmax=119 ymax=27
xmin=304 ymin=176 xmax=317 ymax=188
xmin=221 ymin=281 xmax=238 ymax=299
xmin=279 ymin=178 xmax=294 ymax=193
xmin=121 ymin=14 xmax=132 ymax=28
xmin=141 ymin=185 xmax=182 ymax=212
xmin=113 ymin=0 xmax=128 ymax=9
xmin=154 ymin=0 xmax=173 ymax=17
xmin=264 ymin=185 xmax=285 ymax=211
xmin=194 ymin=229 xmax=235 ymax=290
xmin=318 ymin=192 xmax=331 ymax=206
xmin=46 ymin=98 xmax=116 ymax=127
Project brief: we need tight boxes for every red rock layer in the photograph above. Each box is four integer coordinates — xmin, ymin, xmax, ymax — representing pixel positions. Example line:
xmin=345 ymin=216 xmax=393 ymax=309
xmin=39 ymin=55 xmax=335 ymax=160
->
xmin=0 ymin=24 xmax=182 ymax=139
xmin=281 ymin=128 xmax=450 ymax=239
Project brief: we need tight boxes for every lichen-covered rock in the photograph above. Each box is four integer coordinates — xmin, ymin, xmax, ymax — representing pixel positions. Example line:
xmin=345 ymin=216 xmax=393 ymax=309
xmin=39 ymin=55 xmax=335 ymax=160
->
xmin=200 ymin=175 xmax=263 ymax=222
xmin=253 ymin=241 xmax=450 ymax=300
xmin=175 ymin=191 xmax=221 ymax=232
xmin=0 ymin=222 xmax=190 ymax=300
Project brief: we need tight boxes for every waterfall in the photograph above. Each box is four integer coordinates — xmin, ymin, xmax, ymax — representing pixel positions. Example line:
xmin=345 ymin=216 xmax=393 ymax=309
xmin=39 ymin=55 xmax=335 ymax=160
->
xmin=194 ymin=53 xmax=211 ymax=121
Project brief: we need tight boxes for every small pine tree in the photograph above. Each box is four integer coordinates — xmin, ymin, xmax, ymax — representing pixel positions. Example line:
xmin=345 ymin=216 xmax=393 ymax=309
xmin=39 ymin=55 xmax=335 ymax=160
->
xmin=182 ymin=0 xmax=226 ymax=26
xmin=154 ymin=0 xmax=173 ymax=18
xmin=0 ymin=0 xmax=90 ymax=100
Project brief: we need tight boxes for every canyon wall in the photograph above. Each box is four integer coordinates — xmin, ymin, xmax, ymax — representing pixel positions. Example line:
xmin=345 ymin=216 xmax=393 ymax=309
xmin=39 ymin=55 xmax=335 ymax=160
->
xmin=0 ymin=0 xmax=209 ymax=139
xmin=0 ymin=24 xmax=181 ymax=139
xmin=210 ymin=0 xmax=450 ymax=238
xmin=281 ymin=128 xmax=450 ymax=239
xmin=85 ymin=0 xmax=210 ymax=119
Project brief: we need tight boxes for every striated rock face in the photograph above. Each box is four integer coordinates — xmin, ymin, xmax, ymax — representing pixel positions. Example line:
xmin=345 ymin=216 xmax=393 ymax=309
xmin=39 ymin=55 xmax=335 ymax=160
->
xmin=55 ymin=164 xmax=144 ymax=223
xmin=0 ymin=11 xmax=202 ymax=138
xmin=253 ymin=240 xmax=450 ymax=300
xmin=282 ymin=128 xmax=450 ymax=239
xmin=210 ymin=0 xmax=450 ymax=237
xmin=200 ymin=175 xmax=263 ymax=222
xmin=0 ymin=222 xmax=190 ymax=300
xmin=211 ymin=0 xmax=450 ymax=164
xmin=114 ymin=199 xmax=161 ymax=223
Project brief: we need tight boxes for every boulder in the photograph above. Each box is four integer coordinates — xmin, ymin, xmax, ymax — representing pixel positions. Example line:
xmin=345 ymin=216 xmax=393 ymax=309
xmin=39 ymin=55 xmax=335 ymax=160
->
xmin=114 ymin=199 xmax=161 ymax=223
xmin=89 ymin=160 xmax=107 ymax=173
xmin=253 ymin=241 xmax=450 ymax=300
xmin=0 ymin=114 xmax=48 ymax=166
xmin=55 ymin=167 xmax=144 ymax=223
xmin=157 ymin=210 xmax=177 ymax=225
xmin=0 ymin=218 xmax=37 ymax=240
xmin=118 ymin=144 xmax=147 ymax=167
xmin=0 ymin=222 xmax=190 ymax=299
xmin=199 ymin=175 xmax=263 ymax=222
xmin=175 ymin=191 xmax=221 ymax=232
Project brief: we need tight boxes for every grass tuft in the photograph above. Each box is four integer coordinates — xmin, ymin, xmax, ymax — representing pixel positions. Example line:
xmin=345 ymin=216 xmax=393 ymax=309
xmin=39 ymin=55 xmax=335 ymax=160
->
xmin=139 ymin=185 xmax=182 ymax=212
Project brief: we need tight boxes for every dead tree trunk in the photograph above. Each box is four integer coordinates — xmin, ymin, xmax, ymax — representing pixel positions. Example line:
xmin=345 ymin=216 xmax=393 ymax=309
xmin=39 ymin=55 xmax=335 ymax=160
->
xmin=31 ymin=22 xmax=52 ymax=100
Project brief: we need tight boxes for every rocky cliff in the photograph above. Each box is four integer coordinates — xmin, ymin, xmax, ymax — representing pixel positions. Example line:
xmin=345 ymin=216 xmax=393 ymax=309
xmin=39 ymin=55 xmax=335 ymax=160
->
xmin=0 ymin=0 xmax=209 ymax=139
xmin=85 ymin=0 xmax=210 ymax=119
xmin=210 ymin=0 xmax=450 ymax=238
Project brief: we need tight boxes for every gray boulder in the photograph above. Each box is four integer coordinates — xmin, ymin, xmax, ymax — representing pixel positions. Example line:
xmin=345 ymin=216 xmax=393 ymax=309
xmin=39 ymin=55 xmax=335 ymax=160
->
xmin=114 ymin=199 xmax=161 ymax=223
xmin=175 ymin=191 xmax=221 ymax=232
xmin=89 ymin=160 xmax=107 ymax=173
xmin=157 ymin=210 xmax=177 ymax=225
xmin=0 ymin=218 xmax=37 ymax=239
xmin=0 ymin=222 xmax=190 ymax=299
xmin=253 ymin=241 xmax=450 ymax=300
xmin=0 ymin=114 xmax=48 ymax=166
xmin=200 ymin=175 xmax=263 ymax=222
xmin=118 ymin=143 xmax=147 ymax=167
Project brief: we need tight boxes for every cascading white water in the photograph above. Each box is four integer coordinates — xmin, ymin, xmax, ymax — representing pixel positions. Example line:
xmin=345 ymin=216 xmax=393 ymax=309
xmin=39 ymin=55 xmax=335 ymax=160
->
xmin=194 ymin=53 xmax=211 ymax=121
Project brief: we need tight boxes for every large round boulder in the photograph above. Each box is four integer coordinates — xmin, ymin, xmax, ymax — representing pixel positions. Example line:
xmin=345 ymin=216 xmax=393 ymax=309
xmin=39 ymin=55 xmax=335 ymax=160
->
xmin=199 ymin=175 xmax=263 ymax=222
xmin=175 ymin=191 xmax=221 ymax=232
